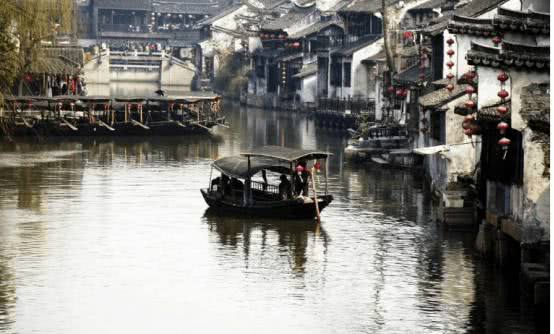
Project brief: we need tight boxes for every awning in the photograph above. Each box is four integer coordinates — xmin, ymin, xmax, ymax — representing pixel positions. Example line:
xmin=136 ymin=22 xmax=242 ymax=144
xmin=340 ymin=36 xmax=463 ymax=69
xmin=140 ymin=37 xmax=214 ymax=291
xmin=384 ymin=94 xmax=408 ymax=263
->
xmin=413 ymin=145 xmax=450 ymax=155
xmin=241 ymin=145 xmax=331 ymax=162
xmin=212 ymin=156 xmax=291 ymax=179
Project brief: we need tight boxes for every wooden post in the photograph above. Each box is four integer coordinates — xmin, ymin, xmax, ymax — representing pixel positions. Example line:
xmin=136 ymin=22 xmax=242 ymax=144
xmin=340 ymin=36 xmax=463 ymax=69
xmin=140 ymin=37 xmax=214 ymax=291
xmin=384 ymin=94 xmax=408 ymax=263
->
xmin=311 ymin=164 xmax=321 ymax=224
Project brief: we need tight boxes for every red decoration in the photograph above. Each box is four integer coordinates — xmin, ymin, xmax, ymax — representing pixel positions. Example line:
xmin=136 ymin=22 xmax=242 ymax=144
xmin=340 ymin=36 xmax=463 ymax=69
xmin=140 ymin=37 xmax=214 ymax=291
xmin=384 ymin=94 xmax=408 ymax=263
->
xmin=279 ymin=34 xmax=285 ymax=39
xmin=387 ymin=86 xmax=395 ymax=94
xmin=403 ymin=31 xmax=414 ymax=39
xmin=462 ymin=121 xmax=471 ymax=130
xmin=497 ymin=121 xmax=509 ymax=134
xmin=498 ymin=137 xmax=511 ymax=146
xmin=497 ymin=71 xmax=509 ymax=82
xmin=24 ymin=74 xmax=33 ymax=82
xmin=446 ymin=73 xmax=454 ymax=80
xmin=314 ymin=161 xmax=321 ymax=170
xmin=295 ymin=165 xmax=304 ymax=173
xmin=464 ymin=100 xmax=476 ymax=109
xmin=497 ymin=105 xmax=509 ymax=115
xmin=446 ymin=84 xmax=455 ymax=92
xmin=464 ymin=128 xmax=473 ymax=136
xmin=465 ymin=86 xmax=475 ymax=95
xmin=446 ymin=38 xmax=455 ymax=46
xmin=446 ymin=61 xmax=455 ymax=68
xmin=464 ymin=70 xmax=476 ymax=80
xmin=492 ymin=36 xmax=502 ymax=45
xmin=497 ymin=89 xmax=509 ymax=99
xmin=464 ymin=114 xmax=475 ymax=122
xmin=396 ymin=88 xmax=403 ymax=97
xmin=292 ymin=42 xmax=300 ymax=48
xmin=446 ymin=49 xmax=455 ymax=56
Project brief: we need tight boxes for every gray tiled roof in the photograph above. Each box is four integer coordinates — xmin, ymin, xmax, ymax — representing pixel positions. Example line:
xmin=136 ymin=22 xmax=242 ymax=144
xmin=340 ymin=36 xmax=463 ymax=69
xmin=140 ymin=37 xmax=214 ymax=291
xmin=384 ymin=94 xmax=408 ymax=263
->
xmin=292 ymin=62 xmax=317 ymax=78
xmin=94 ymin=0 xmax=151 ymax=10
xmin=332 ymin=35 xmax=380 ymax=56
xmin=338 ymin=0 xmax=398 ymax=13
xmin=195 ymin=4 xmax=244 ymax=26
xmin=419 ymin=83 xmax=468 ymax=108
xmin=394 ymin=64 xmax=432 ymax=85
xmin=423 ymin=0 xmax=511 ymax=36
xmin=262 ymin=5 xmax=316 ymax=30
xmin=288 ymin=19 xmax=343 ymax=38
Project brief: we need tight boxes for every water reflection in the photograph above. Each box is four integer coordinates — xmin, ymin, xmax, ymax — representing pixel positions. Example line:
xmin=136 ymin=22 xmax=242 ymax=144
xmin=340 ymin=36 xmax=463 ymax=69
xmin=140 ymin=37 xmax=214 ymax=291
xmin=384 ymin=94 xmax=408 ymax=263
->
xmin=204 ymin=210 xmax=329 ymax=276
xmin=0 ymin=102 xmax=541 ymax=333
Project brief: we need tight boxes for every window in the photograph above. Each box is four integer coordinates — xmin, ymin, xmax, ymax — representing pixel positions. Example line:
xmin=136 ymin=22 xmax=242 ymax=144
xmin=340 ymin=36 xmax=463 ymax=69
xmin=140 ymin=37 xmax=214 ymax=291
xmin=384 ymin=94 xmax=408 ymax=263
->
xmin=255 ymin=57 xmax=265 ymax=78
xmin=343 ymin=63 xmax=351 ymax=87
xmin=330 ymin=60 xmax=342 ymax=86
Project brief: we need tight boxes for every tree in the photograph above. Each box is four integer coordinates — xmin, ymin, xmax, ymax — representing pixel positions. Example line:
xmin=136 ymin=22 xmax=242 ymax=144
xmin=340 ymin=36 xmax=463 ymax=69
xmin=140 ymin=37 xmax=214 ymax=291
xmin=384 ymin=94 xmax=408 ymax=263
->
xmin=0 ymin=0 xmax=75 ymax=97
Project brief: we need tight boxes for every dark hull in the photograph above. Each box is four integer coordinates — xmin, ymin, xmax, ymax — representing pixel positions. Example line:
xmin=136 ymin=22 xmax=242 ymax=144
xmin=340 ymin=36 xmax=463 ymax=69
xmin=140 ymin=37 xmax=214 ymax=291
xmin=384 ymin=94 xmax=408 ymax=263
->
xmin=200 ymin=189 xmax=333 ymax=219
xmin=3 ymin=121 xmax=217 ymax=137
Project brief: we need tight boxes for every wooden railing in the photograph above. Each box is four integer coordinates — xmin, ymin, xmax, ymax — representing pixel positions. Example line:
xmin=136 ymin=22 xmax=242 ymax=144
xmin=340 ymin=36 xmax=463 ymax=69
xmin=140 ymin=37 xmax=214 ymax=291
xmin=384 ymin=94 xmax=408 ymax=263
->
xmin=250 ymin=180 xmax=279 ymax=194
xmin=317 ymin=97 xmax=376 ymax=117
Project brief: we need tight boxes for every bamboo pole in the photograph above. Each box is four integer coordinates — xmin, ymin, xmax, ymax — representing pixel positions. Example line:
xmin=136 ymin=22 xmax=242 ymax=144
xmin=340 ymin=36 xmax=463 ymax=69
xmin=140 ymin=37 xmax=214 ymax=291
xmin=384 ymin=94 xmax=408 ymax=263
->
xmin=311 ymin=164 xmax=321 ymax=224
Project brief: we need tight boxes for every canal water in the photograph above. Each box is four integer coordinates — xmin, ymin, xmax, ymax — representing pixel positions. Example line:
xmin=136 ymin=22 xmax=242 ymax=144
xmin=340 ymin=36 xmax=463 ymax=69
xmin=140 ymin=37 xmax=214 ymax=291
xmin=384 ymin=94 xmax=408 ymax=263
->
xmin=0 ymin=103 xmax=540 ymax=333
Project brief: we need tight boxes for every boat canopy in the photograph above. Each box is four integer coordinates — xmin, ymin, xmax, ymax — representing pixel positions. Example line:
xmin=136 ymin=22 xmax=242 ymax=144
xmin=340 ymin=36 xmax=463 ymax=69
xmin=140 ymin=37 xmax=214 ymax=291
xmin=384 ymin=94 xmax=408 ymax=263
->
xmin=240 ymin=146 xmax=331 ymax=162
xmin=212 ymin=156 xmax=291 ymax=179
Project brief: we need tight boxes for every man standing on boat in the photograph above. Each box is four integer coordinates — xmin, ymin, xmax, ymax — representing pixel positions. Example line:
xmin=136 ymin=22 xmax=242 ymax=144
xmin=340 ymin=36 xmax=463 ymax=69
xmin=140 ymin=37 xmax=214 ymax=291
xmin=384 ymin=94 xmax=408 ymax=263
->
xmin=294 ymin=161 xmax=310 ymax=197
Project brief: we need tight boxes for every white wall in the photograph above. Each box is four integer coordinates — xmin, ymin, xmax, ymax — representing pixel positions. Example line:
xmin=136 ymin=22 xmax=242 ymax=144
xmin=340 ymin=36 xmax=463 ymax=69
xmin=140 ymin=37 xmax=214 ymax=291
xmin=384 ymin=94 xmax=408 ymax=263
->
xmin=299 ymin=74 xmax=317 ymax=103
xmin=351 ymin=39 xmax=384 ymax=97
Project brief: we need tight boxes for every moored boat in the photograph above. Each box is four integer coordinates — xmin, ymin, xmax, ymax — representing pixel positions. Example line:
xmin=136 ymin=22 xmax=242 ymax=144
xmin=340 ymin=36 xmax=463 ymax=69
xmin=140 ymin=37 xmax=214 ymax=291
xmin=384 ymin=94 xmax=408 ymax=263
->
xmin=200 ymin=146 xmax=333 ymax=220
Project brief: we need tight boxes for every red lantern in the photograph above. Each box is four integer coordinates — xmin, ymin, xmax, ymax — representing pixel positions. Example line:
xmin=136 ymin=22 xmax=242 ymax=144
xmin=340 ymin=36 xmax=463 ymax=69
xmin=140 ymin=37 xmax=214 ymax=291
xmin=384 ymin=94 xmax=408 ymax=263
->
xmin=24 ymin=74 xmax=33 ymax=82
xmin=464 ymin=114 xmax=475 ymax=122
xmin=498 ymin=137 xmax=511 ymax=146
xmin=402 ymin=89 xmax=408 ymax=97
xmin=497 ymin=121 xmax=509 ymax=134
xmin=293 ymin=42 xmax=300 ymax=48
xmin=498 ymin=89 xmax=509 ymax=99
xmin=464 ymin=70 xmax=476 ymax=80
xmin=492 ymin=36 xmax=502 ymax=45
xmin=271 ymin=34 xmax=276 ymax=39
xmin=446 ymin=84 xmax=455 ymax=92
xmin=446 ymin=49 xmax=455 ymax=57
xmin=465 ymin=86 xmax=475 ymax=95
xmin=462 ymin=121 xmax=471 ymax=130
xmin=446 ymin=73 xmax=454 ymax=80
xmin=497 ymin=71 xmax=509 ymax=82
xmin=446 ymin=61 xmax=455 ymax=68
xmin=396 ymin=88 xmax=403 ymax=97
xmin=464 ymin=128 xmax=473 ymax=136
xmin=446 ymin=38 xmax=454 ymax=46
xmin=497 ymin=105 xmax=509 ymax=115
xmin=403 ymin=31 xmax=414 ymax=39
xmin=387 ymin=86 xmax=395 ymax=94
xmin=295 ymin=165 xmax=304 ymax=174
xmin=314 ymin=161 xmax=321 ymax=171
xmin=279 ymin=34 xmax=285 ymax=39
xmin=465 ymin=100 xmax=476 ymax=109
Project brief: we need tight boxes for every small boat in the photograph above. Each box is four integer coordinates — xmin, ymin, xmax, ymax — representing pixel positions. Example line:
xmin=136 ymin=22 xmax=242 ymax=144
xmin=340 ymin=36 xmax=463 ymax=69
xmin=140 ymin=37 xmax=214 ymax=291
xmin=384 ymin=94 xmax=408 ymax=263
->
xmin=200 ymin=146 xmax=333 ymax=220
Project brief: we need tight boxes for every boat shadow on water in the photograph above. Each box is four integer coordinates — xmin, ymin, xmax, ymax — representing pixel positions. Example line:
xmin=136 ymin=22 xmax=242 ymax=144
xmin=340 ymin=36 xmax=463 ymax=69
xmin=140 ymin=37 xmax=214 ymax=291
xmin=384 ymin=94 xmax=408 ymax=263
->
xmin=202 ymin=208 xmax=330 ymax=274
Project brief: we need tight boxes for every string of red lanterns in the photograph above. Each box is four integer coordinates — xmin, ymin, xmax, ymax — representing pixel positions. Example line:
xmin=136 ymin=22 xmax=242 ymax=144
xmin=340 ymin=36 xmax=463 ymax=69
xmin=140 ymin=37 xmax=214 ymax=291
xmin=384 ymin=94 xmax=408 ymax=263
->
xmin=496 ymin=70 xmax=511 ymax=158
xmin=445 ymin=37 xmax=455 ymax=93
xmin=461 ymin=67 xmax=478 ymax=137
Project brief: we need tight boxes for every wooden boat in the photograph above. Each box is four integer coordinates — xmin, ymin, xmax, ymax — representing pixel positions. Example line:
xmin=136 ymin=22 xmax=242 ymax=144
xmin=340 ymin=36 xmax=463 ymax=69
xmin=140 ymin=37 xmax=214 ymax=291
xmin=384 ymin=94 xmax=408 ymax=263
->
xmin=200 ymin=146 xmax=333 ymax=219
xmin=0 ymin=94 xmax=225 ymax=137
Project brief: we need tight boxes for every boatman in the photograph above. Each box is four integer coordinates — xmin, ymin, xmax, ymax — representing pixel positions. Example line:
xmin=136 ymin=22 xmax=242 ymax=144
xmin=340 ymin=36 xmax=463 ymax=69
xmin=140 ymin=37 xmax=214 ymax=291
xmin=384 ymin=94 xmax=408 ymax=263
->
xmin=278 ymin=174 xmax=292 ymax=200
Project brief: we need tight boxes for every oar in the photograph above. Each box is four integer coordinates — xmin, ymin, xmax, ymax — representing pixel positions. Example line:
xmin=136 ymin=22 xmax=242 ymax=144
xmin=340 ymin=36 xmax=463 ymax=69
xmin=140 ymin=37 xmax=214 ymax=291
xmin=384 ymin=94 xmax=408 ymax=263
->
xmin=311 ymin=165 xmax=321 ymax=224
